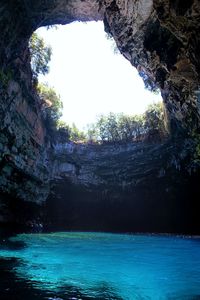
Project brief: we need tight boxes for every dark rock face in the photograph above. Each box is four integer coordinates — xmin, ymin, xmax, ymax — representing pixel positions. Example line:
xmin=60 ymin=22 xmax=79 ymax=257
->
xmin=0 ymin=0 xmax=200 ymax=232
xmin=103 ymin=0 xmax=200 ymax=131
xmin=0 ymin=80 xmax=51 ymax=204
xmin=45 ymin=140 xmax=200 ymax=234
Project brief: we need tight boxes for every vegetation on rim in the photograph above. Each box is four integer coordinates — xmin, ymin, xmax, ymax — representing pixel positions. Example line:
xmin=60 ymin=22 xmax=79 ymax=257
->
xmin=29 ymin=32 xmax=168 ymax=144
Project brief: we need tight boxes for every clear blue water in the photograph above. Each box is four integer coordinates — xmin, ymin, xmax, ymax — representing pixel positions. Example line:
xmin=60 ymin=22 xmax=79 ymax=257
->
xmin=0 ymin=232 xmax=200 ymax=300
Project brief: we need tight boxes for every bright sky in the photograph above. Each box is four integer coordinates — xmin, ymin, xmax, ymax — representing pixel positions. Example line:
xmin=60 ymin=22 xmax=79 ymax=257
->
xmin=37 ymin=21 xmax=162 ymax=130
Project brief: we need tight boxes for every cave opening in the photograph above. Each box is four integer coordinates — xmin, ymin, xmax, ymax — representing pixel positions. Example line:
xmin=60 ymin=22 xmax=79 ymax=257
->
xmin=33 ymin=21 xmax=164 ymax=136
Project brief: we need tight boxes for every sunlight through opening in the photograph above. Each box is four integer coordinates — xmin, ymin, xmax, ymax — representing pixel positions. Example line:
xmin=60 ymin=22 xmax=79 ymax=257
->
xmin=35 ymin=21 xmax=162 ymax=131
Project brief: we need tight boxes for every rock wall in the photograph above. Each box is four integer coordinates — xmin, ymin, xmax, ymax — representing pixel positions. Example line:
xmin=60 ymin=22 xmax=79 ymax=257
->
xmin=0 ymin=0 xmax=200 ymax=231
xmin=0 ymin=78 xmax=51 ymax=200
xmin=46 ymin=140 xmax=200 ymax=234
xmin=103 ymin=0 xmax=200 ymax=131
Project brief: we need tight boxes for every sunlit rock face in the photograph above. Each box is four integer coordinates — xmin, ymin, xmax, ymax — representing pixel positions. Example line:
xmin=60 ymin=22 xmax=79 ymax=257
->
xmin=0 ymin=0 xmax=200 ymax=229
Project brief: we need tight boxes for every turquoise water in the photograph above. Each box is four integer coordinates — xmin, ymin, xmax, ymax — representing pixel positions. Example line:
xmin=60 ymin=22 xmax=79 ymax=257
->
xmin=0 ymin=232 xmax=200 ymax=300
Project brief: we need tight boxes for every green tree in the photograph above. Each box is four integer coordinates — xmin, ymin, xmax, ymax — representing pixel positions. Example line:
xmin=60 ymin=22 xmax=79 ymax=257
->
xmin=117 ymin=114 xmax=132 ymax=141
xmin=95 ymin=113 xmax=120 ymax=142
xmin=29 ymin=33 xmax=65 ymax=138
xmin=37 ymin=83 xmax=63 ymax=132
xmin=86 ymin=123 xmax=98 ymax=142
xmin=29 ymin=33 xmax=52 ymax=79
xmin=106 ymin=113 xmax=120 ymax=142
xmin=56 ymin=120 xmax=71 ymax=142
xmin=144 ymin=102 xmax=167 ymax=139
xmin=84 ymin=102 xmax=167 ymax=144
xmin=70 ymin=123 xmax=86 ymax=142
xmin=96 ymin=115 xmax=108 ymax=142
xmin=130 ymin=115 xmax=145 ymax=140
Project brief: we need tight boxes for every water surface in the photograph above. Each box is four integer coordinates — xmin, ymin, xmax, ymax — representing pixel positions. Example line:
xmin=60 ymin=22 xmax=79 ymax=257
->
xmin=0 ymin=232 xmax=200 ymax=299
